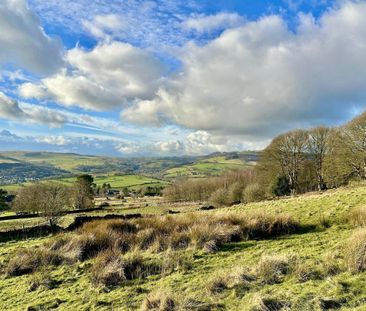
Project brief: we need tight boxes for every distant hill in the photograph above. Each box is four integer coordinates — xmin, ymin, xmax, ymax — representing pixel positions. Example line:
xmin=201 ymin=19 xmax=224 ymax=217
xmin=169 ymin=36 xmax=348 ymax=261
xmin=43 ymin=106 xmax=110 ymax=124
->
xmin=0 ymin=151 xmax=258 ymax=187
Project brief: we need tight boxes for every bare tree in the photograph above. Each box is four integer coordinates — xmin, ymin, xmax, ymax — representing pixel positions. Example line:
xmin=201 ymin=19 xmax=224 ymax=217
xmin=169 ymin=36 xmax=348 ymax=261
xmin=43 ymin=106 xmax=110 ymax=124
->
xmin=342 ymin=112 xmax=366 ymax=179
xmin=262 ymin=130 xmax=309 ymax=195
xmin=13 ymin=183 xmax=71 ymax=228
xmin=308 ymin=127 xmax=330 ymax=191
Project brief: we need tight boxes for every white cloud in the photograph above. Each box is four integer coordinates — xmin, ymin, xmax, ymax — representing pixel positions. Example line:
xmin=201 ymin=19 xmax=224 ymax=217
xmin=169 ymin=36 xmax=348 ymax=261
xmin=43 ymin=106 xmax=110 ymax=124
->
xmin=0 ymin=0 xmax=64 ymax=75
xmin=182 ymin=12 xmax=244 ymax=33
xmin=82 ymin=14 xmax=125 ymax=40
xmin=123 ymin=1 xmax=366 ymax=143
xmin=157 ymin=140 xmax=184 ymax=153
xmin=20 ymin=42 xmax=165 ymax=110
xmin=36 ymin=135 xmax=71 ymax=146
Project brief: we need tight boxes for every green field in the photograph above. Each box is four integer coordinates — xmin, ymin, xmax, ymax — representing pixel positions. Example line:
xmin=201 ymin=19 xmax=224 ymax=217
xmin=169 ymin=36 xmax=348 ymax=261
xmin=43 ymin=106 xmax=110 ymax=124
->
xmin=0 ymin=174 xmax=167 ymax=192
xmin=164 ymin=156 xmax=251 ymax=178
xmin=1 ymin=184 xmax=366 ymax=309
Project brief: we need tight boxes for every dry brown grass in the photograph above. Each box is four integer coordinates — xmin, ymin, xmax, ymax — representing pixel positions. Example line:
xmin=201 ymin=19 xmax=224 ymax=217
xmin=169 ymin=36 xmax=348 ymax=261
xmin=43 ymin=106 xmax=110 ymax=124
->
xmin=207 ymin=275 xmax=229 ymax=295
xmin=349 ymin=206 xmax=366 ymax=226
xmin=344 ymin=227 xmax=366 ymax=273
xmin=6 ymin=248 xmax=63 ymax=277
xmin=5 ymin=211 xmax=299 ymax=283
xmin=141 ymin=291 xmax=177 ymax=311
xmin=91 ymin=249 xmax=125 ymax=287
xmin=256 ymin=254 xmax=294 ymax=284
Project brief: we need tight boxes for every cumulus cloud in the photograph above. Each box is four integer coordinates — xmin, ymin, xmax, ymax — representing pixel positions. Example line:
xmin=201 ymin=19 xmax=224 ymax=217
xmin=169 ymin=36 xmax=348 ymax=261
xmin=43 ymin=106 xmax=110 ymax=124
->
xmin=0 ymin=0 xmax=64 ymax=75
xmin=20 ymin=42 xmax=165 ymax=110
xmin=182 ymin=12 xmax=244 ymax=33
xmin=123 ymin=1 xmax=366 ymax=143
xmin=157 ymin=140 xmax=184 ymax=153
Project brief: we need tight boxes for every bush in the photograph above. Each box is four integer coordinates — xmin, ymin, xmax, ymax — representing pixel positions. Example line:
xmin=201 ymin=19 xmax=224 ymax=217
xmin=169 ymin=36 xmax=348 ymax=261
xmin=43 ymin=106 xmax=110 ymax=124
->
xmin=345 ymin=228 xmax=366 ymax=273
xmin=272 ymin=176 xmax=291 ymax=197
xmin=208 ymin=188 xmax=230 ymax=207
xmin=242 ymin=183 xmax=265 ymax=203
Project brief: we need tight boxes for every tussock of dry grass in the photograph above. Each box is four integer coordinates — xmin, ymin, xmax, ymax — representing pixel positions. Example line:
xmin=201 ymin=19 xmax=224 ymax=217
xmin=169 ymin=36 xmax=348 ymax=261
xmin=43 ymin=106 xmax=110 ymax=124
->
xmin=248 ymin=295 xmax=291 ymax=311
xmin=344 ymin=227 xmax=366 ymax=273
xmin=256 ymin=254 xmax=294 ymax=284
xmin=91 ymin=249 xmax=125 ymax=287
xmin=6 ymin=248 xmax=63 ymax=277
xmin=5 ymin=211 xmax=299 ymax=286
xmin=141 ymin=291 xmax=177 ymax=311
xmin=349 ymin=206 xmax=366 ymax=226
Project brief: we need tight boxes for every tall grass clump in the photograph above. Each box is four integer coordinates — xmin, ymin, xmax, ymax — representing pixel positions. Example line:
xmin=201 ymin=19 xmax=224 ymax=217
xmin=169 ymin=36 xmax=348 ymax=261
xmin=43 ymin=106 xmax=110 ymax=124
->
xmin=6 ymin=248 xmax=63 ymax=277
xmin=256 ymin=254 xmax=295 ymax=284
xmin=141 ymin=291 xmax=177 ymax=311
xmin=344 ymin=227 xmax=366 ymax=273
xmin=349 ymin=206 xmax=366 ymax=227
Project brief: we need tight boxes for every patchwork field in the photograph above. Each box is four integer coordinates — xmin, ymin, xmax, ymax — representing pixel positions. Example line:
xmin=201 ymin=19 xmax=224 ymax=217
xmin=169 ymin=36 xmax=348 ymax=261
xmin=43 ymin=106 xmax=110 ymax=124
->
xmin=0 ymin=174 xmax=168 ymax=192
xmin=1 ymin=183 xmax=366 ymax=310
xmin=164 ymin=156 xmax=251 ymax=178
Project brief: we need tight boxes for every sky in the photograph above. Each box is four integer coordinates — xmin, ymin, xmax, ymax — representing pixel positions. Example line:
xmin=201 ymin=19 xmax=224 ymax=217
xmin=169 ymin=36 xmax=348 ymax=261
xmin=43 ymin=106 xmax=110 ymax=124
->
xmin=0 ymin=0 xmax=366 ymax=157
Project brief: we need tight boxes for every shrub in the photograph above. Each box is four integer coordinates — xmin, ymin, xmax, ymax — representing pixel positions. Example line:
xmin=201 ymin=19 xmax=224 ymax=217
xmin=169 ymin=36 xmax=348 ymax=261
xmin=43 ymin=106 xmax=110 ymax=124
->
xmin=228 ymin=182 xmax=245 ymax=204
xmin=256 ymin=254 xmax=293 ymax=284
xmin=242 ymin=183 xmax=265 ymax=203
xmin=344 ymin=228 xmax=366 ymax=273
xmin=208 ymin=188 xmax=230 ymax=207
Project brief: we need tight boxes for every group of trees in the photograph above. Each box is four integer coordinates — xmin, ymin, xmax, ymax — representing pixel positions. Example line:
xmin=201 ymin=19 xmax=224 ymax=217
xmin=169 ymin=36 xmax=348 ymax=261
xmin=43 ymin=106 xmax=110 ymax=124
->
xmin=12 ymin=174 xmax=95 ymax=228
xmin=259 ymin=111 xmax=366 ymax=196
xmin=163 ymin=170 xmax=264 ymax=206
xmin=164 ymin=111 xmax=366 ymax=206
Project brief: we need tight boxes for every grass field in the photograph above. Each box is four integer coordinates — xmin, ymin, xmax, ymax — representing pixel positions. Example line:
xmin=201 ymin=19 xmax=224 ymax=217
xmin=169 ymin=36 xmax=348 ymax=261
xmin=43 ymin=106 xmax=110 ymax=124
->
xmin=164 ymin=156 xmax=251 ymax=178
xmin=0 ymin=175 xmax=168 ymax=192
xmin=1 ymin=184 xmax=366 ymax=309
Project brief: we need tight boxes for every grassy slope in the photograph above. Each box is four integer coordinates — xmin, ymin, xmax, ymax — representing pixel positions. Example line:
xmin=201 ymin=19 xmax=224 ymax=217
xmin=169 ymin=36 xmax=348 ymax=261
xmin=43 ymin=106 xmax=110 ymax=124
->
xmin=1 ymin=185 xmax=366 ymax=310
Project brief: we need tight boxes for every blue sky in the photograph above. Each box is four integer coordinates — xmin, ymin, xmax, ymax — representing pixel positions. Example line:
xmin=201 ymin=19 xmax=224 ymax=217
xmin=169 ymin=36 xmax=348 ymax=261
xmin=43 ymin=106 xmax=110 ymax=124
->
xmin=1 ymin=0 xmax=365 ymax=156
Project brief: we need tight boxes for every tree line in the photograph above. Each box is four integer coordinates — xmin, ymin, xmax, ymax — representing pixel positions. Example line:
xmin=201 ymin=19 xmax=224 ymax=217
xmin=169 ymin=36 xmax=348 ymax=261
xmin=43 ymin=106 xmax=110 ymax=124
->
xmin=164 ymin=111 xmax=366 ymax=205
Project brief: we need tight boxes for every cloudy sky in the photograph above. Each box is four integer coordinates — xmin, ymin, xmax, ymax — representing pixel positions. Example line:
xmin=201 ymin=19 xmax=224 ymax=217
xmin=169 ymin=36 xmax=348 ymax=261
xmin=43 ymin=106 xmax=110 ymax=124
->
xmin=0 ymin=0 xmax=365 ymax=156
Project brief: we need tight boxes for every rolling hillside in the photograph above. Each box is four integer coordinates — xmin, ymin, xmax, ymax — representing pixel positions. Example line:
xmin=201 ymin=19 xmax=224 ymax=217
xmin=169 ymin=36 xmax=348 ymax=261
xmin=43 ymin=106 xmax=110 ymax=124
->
xmin=0 ymin=151 xmax=257 ymax=189
xmin=0 ymin=183 xmax=366 ymax=310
